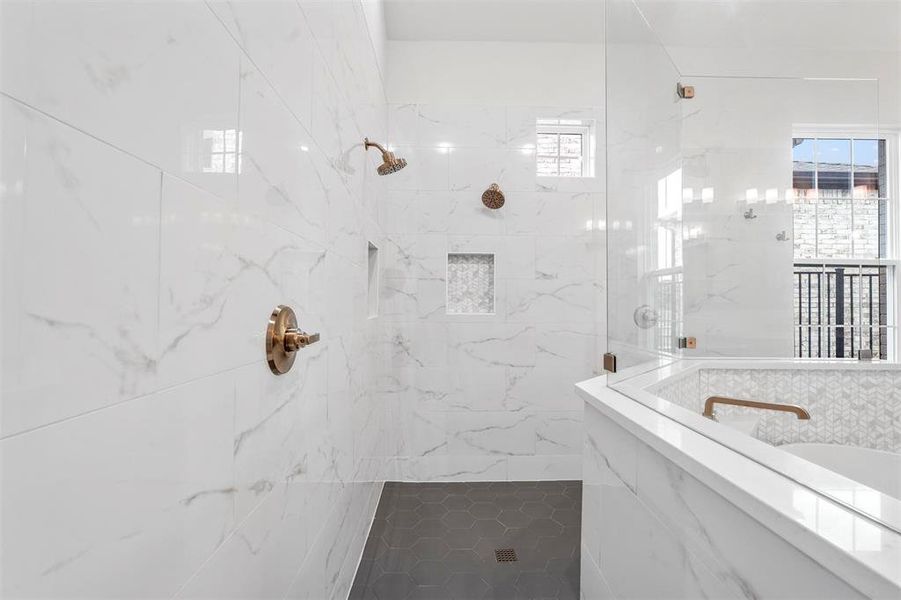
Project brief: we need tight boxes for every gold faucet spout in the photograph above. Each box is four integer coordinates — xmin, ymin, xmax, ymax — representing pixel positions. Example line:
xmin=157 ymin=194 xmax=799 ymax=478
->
xmin=703 ymin=396 xmax=811 ymax=420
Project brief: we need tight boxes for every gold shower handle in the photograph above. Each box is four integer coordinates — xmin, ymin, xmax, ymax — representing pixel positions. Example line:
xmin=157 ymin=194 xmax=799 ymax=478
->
xmin=266 ymin=305 xmax=319 ymax=375
xmin=284 ymin=329 xmax=320 ymax=352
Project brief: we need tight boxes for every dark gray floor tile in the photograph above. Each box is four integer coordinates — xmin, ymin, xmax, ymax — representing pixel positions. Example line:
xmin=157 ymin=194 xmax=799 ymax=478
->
xmin=442 ymin=494 xmax=473 ymax=510
xmin=444 ymin=573 xmax=490 ymax=599
xmin=370 ymin=573 xmax=417 ymax=600
xmin=410 ymin=560 xmax=453 ymax=586
xmin=442 ymin=510 xmax=477 ymax=529
xmin=497 ymin=509 xmax=531 ymax=528
xmin=469 ymin=501 xmax=502 ymax=519
xmin=443 ymin=526 xmax=482 ymax=550
xmin=352 ymin=481 xmax=582 ymax=600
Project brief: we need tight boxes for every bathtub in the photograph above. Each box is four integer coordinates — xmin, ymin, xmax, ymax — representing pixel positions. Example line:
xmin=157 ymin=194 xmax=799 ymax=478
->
xmin=782 ymin=442 xmax=901 ymax=501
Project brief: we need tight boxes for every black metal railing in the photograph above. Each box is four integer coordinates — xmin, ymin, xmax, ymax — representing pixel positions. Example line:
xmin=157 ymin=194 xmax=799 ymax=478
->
xmin=794 ymin=263 xmax=888 ymax=358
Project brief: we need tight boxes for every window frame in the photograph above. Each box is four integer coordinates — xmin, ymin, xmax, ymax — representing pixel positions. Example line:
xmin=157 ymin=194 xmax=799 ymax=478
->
xmin=792 ymin=128 xmax=900 ymax=360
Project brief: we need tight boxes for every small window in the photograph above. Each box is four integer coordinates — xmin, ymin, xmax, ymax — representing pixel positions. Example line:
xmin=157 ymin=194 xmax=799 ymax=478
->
xmin=536 ymin=119 xmax=595 ymax=178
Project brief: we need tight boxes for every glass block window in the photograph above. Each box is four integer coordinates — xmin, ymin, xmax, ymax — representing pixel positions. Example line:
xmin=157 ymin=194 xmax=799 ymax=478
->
xmin=792 ymin=137 xmax=887 ymax=259
xmin=536 ymin=119 xmax=594 ymax=177
xmin=447 ymin=254 xmax=495 ymax=314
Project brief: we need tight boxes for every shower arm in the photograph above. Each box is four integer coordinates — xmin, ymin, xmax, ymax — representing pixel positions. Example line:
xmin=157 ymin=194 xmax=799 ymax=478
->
xmin=364 ymin=138 xmax=387 ymax=154
xmin=702 ymin=396 xmax=811 ymax=420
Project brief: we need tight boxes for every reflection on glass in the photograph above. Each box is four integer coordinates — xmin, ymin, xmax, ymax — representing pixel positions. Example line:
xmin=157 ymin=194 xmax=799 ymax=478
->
xmin=201 ymin=129 xmax=243 ymax=174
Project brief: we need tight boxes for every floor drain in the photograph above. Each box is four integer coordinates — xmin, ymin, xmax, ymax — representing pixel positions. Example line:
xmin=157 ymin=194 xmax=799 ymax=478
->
xmin=495 ymin=548 xmax=518 ymax=563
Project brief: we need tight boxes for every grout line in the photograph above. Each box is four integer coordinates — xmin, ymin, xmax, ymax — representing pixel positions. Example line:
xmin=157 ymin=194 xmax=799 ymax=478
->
xmin=0 ymin=360 xmax=260 ymax=442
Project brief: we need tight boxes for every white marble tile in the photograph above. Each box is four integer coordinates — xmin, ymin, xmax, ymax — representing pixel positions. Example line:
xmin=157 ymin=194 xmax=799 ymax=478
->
xmin=508 ymin=455 xmax=581 ymax=481
xmin=446 ymin=323 xmax=536 ymax=370
xmin=505 ymin=366 xmax=587 ymax=412
xmin=395 ymin=455 xmax=509 ymax=482
xmin=1 ymin=374 xmax=235 ymax=599
xmin=25 ymin=0 xmax=241 ymax=201
xmin=384 ymin=145 xmax=450 ymax=192
xmin=1 ymin=98 xmax=161 ymax=437
xmin=416 ymin=104 xmax=507 ymax=149
xmin=236 ymin=61 xmax=326 ymax=245
xmin=448 ymin=147 xmax=534 ymax=193
xmin=634 ymin=440 xmax=868 ymax=599
xmin=446 ymin=411 xmax=539 ymax=457
xmin=156 ymin=174 xmax=320 ymax=388
xmin=505 ymin=279 xmax=596 ymax=324
xmin=208 ymin=0 xmax=315 ymax=130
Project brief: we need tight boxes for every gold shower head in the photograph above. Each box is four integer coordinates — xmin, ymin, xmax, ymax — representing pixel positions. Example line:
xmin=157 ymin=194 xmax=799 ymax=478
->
xmin=481 ymin=183 xmax=505 ymax=209
xmin=364 ymin=138 xmax=407 ymax=176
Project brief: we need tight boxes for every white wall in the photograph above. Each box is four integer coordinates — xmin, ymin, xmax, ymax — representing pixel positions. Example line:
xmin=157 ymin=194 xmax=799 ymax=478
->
xmin=386 ymin=41 xmax=604 ymax=106
xmin=382 ymin=39 xmax=605 ymax=480
xmin=0 ymin=1 xmax=392 ymax=598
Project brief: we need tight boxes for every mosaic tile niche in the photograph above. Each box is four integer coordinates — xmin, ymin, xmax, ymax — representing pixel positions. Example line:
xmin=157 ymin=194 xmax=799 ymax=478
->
xmin=447 ymin=253 xmax=495 ymax=314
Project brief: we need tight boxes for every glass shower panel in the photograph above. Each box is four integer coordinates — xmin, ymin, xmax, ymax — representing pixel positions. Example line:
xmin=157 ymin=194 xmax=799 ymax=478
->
xmin=605 ymin=0 xmax=685 ymax=380
xmin=679 ymin=77 xmax=880 ymax=359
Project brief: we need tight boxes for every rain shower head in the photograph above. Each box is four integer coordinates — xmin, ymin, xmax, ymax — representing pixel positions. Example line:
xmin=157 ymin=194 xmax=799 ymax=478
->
xmin=481 ymin=183 xmax=505 ymax=209
xmin=364 ymin=138 xmax=407 ymax=176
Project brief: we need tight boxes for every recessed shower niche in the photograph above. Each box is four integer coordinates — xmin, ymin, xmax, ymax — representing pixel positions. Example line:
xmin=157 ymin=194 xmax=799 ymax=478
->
xmin=446 ymin=253 xmax=495 ymax=314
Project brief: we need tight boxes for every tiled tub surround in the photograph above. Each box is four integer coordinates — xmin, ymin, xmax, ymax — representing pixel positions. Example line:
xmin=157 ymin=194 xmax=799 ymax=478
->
xmin=380 ymin=102 xmax=605 ymax=481
xmin=578 ymin=377 xmax=901 ymax=599
xmin=650 ymin=364 xmax=901 ymax=452
xmin=1 ymin=1 xmax=393 ymax=598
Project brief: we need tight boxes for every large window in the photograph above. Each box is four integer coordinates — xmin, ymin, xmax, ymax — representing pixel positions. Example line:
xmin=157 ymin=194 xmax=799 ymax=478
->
xmin=792 ymin=135 xmax=895 ymax=359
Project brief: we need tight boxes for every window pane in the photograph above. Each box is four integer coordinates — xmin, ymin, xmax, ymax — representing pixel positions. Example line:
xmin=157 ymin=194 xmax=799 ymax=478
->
xmin=852 ymin=197 xmax=881 ymax=259
xmin=558 ymin=157 xmax=582 ymax=177
xmin=793 ymin=198 xmax=817 ymax=258
xmin=537 ymin=156 xmax=558 ymax=176
xmin=817 ymin=198 xmax=853 ymax=258
xmin=537 ymin=133 xmax=558 ymax=155
xmin=817 ymin=138 xmax=851 ymax=198
xmin=792 ymin=138 xmax=815 ymax=195
xmin=852 ymin=139 xmax=886 ymax=198
xmin=559 ymin=134 xmax=582 ymax=157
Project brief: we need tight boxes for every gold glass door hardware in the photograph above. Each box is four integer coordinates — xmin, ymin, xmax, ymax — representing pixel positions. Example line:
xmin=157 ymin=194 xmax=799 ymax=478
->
xmin=677 ymin=82 xmax=695 ymax=99
xmin=603 ymin=352 xmax=617 ymax=374
xmin=677 ymin=336 xmax=697 ymax=349
xmin=266 ymin=305 xmax=320 ymax=375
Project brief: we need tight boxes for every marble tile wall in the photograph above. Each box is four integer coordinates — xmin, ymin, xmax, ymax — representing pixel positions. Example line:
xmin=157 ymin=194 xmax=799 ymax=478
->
xmin=0 ymin=1 xmax=394 ymax=598
xmin=582 ymin=403 xmax=868 ymax=599
xmin=651 ymin=367 xmax=901 ymax=452
xmin=380 ymin=102 xmax=606 ymax=481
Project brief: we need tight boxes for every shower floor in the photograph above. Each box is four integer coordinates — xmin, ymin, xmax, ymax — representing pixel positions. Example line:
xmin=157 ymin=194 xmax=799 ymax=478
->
xmin=349 ymin=480 xmax=581 ymax=600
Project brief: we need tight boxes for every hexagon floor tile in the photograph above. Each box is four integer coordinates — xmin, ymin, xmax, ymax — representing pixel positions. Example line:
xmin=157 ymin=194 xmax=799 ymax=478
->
xmin=349 ymin=481 xmax=581 ymax=600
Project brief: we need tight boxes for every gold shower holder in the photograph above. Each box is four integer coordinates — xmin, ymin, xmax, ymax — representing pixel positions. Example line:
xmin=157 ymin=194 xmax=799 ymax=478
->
xmin=266 ymin=305 xmax=320 ymax=375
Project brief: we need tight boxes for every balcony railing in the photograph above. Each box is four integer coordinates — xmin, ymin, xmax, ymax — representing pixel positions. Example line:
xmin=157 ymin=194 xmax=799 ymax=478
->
xmin=794 ymin=263 xmax=889 ymax=359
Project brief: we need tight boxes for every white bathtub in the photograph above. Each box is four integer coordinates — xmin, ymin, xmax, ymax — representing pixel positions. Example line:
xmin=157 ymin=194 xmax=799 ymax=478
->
xmin=782 ymin=443 xmax=901 ymax=501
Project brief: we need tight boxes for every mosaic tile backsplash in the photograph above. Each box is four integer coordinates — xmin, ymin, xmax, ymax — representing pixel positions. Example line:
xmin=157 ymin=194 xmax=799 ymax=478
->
xmin=446 ymin=253 xmax=495 ymax=314
xmin=650 ymin=368 xmax=901 ymax=452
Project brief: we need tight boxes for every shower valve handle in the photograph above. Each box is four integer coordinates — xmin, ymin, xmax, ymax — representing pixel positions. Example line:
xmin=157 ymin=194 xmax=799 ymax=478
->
xmin=284 ymin=329 xmax=320 ymax=352
xmin=266 ymin=305 xmax=320 ymax=375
